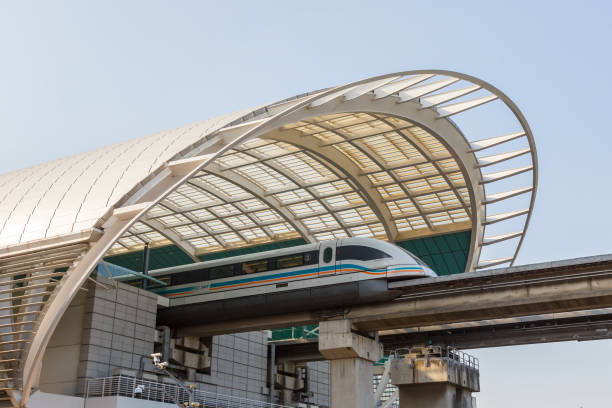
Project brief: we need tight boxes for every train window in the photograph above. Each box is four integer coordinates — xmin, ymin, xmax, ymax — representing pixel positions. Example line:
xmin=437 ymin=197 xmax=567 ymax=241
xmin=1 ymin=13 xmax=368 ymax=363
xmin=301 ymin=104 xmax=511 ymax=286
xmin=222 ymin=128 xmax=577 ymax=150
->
xmin=242 ymin=259 xmax=268 ymax=274
xmin=209 ymin=265 xmax=234 ymax=280
xmin=304 ymin=251 xmax=318 ymax=265
xmin=277 ymin=254 xmax=303 ymax=269
xmin=337 ymin=245 xmax=391 ymax=261
xmin=398 ymin=248 xmax=428 ymax=266
xmin=323 ymin=247 xmax=333 ymax=263
xmin=172 ymin=269 xmax=209 ymax=286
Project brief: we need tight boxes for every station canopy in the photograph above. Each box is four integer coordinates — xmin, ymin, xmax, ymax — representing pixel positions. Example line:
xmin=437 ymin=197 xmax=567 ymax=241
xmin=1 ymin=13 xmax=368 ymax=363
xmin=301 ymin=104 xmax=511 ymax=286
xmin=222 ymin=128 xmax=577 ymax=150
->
xmin=0 ymin=70 xmax=538 ymax=404
xmin=1 ymin=71 xmax=537 ymax=273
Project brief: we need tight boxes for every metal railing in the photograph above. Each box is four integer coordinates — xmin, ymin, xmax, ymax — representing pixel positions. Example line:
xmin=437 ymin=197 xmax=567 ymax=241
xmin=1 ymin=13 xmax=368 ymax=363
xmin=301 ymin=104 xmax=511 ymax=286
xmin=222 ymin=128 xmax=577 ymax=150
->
xmin=391 ymin=346 xmax=479 ymax=370
xmin=85 ymin=375 xmax=291 ymax=408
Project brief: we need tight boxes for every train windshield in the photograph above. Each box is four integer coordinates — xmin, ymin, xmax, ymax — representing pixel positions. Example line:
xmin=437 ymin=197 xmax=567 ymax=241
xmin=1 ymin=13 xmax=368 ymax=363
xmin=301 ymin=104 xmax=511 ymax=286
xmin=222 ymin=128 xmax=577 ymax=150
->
xmin=336 ymin=245 xmax=391 ymax=261
xmin=398 ymin=247 xmax=429 ymax=266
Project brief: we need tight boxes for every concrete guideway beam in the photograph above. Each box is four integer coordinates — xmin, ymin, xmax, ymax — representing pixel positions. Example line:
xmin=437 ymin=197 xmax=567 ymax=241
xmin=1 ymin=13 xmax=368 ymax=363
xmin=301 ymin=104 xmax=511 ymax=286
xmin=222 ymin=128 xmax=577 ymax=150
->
xmin=174 ymin=254 xmax=612 ymax=340
xmin=348 ymin=255 xmax=612 ymax=332
xmin=318 ymin=319 xmax=383 ymax=408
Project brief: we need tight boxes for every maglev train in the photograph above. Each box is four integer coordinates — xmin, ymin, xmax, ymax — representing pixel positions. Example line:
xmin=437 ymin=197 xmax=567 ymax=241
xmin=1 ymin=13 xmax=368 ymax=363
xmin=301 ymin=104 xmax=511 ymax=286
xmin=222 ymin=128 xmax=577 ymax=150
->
xmin=119 ymin=238 xmax=436 ymax=326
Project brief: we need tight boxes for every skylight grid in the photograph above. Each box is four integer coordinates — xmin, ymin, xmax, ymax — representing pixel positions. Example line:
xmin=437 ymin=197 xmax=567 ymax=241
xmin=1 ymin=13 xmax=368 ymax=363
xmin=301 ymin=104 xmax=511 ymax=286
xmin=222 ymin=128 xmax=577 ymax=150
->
xmin=322 ymin=192 xmax=365 ymax=209
xmin=377 ymin=184 xmax=406 ymax=200
xmin=272 ymin=153 xmax=335 ymax=185
xmin=349 ymin=223 xmax=386 ymax=238
xmin=333 ymin=143 xmax=380 ymax=171
xmin=287 ymin=200 xmax=326 ymax=217
xmin=387 ymin=199 xmax=418 ymax=217
xmin=267 ymin=222 xmax=298 ymax=237
xmin=187 ymin=208 xmax=216 ymax=221
xmin=412 ymin=132 xmax=451 ymax=157
xmin=314 ymin=229 xmax=347 ymax=241
xmin=310 ymin=130 xmax=344 ymax=144
xmin=197 ymin=174 xmax=252 ymax=200
xmin=233 ymin=163 xmax=296 ymax=192
xmin=157 ymin=213 xmax=191 ymax=227
xmin=202 ymin=219 xmax=231 ymax=233
xmin=368 ymin=172 xmax=394 ymax=185
xmin=436 ymin=159 xmax=461 ymax=172
xmin=414 ymin=162 xmax=440 ymax=177
xmin=146 ymin=205 xmax=173 ymax=218
xmin=251 ymin=209 xmax=283 ymax=224
xmin=172 ymin=224 xmax=207 ymax=238
xmin=215 ymin=151 xmax=257 ymax=168
xmin=116 ymin=110 xmax=482 ymax=258
xmin=309 ymin=180 xmax=353 ymax=197
xmin=250 ymin=141 xmax=299 ymax=158
xmin=209 ymin=204 xmax=241 ymax=217
xmin=364 ymin=134 xmax=423 ymax=165
xmin=235 ymin=198 xmax=268 ymax=212
xmin=415 ymin=193 xmax=444 ymax=211
xmin=168 ymin=184 xmax=219 ymax=208
xmin=336 ymin=206 xmax=377 ymax=225
xmin=140 ymin=232 xmax=168 ymax=243
xmin=118 ymin=236 xmax=145 ymax=248
xmin=338 ymin=120 xmax=391 ymax=138
xmin=188 ymin=236 xmax=220 ymax=249
xmin=224 ymin=214 xmax=255 ymax=229
xmin=301 ymin=214 xmax=341 ymax=232
xmin=392 ymin=165 xmax=431 ymax=181
xmin=273 ymin=189 xmax=313 ymax=204
xmin=448 ymin=209 xmax=469 ymax=222
xmin=129 ymin=222 xmax=152 ymax=234
xmin=238 ymin=227 xmax=268 ymax=241
xmin=219 ymin=232 xmax=243 ymax=244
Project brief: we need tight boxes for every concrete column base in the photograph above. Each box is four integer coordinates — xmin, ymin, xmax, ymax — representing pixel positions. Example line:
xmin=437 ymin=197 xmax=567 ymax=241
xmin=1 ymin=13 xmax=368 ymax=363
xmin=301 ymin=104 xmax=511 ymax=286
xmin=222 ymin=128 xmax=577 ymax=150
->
xmin=398 ymin=383 xmax=475 ymax=408
xmin=329 ymin=358 xmax=374 ymax=408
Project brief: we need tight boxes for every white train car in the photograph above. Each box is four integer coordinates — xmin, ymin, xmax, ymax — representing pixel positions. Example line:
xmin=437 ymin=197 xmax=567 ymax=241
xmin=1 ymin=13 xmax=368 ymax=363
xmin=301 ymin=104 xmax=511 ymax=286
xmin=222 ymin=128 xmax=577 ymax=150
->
xmin=119 ymin=238 xmax=436 ymax=325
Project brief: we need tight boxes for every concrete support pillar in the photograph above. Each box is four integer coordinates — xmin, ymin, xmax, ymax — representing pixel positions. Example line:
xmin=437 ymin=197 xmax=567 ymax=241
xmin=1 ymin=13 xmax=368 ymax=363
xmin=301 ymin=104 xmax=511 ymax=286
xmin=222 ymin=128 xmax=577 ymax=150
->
xmin=390 ymin=347 xmax=480 ymax=408
xmin=318 ymin=319 xmax=383 ymax=408
xmin=398 ymin=383 xmax=475 ymax=408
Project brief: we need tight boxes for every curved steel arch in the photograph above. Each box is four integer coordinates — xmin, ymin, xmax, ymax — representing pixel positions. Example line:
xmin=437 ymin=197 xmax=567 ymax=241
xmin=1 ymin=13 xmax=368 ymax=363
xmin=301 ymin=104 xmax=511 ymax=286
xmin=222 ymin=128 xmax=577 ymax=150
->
xmin=8 ymin=70 xmax=536 ymax=407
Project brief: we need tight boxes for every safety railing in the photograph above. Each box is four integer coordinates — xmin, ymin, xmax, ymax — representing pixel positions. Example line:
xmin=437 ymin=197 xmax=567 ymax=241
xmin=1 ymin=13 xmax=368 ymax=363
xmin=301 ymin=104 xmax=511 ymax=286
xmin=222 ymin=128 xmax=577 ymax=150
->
xmin=391 ymin=346 xmax=479 ymax=370
xmin=85 ymin=375 xmax=291 ymax=408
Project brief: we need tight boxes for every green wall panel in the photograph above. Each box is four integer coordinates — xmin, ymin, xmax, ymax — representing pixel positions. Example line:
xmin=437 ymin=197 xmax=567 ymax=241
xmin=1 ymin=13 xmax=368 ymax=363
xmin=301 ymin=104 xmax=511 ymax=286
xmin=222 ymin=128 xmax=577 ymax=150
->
xmin=197 ymin=239 xmax=307 ymax=262
xmin=396 ymin=230 xmax=471 ymax=275
xmin=104 ymin=245 xmax=195 ymax=272
xmin=104 ymin=238 xmax=307 ymax=272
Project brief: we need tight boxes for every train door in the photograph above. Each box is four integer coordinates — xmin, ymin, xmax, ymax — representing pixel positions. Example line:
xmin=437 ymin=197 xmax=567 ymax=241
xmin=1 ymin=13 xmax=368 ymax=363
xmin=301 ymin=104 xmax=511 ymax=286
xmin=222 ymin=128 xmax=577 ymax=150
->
xmin=318 ymin=241 xmax=337 ymax=276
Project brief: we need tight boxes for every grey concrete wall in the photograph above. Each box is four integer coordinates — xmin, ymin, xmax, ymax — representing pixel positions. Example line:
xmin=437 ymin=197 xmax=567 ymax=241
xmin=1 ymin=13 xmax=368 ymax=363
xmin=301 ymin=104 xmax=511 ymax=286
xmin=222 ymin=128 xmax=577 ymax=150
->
xmin=77 ymin=276 xmax=158 ymax=392
xmin=305 ymin=361 xmax=330 ymax=407
xmin=39 ymin=276 xmax=331 ymax=406
xmin=194 ymin=331 xmax=269 ymax=401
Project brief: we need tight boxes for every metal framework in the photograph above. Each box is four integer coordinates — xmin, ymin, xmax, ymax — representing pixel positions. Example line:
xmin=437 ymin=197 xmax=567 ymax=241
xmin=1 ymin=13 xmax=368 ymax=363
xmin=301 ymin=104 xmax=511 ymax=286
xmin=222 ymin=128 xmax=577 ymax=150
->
xmin=0 ymin=70 xmax=537 ymax=406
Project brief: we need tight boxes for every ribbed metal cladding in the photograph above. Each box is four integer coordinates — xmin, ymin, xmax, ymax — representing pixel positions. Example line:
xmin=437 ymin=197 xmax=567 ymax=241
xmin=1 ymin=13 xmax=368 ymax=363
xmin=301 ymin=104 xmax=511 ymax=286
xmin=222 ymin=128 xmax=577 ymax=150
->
xmin=0 ymin=243 xmax=88 ymax=396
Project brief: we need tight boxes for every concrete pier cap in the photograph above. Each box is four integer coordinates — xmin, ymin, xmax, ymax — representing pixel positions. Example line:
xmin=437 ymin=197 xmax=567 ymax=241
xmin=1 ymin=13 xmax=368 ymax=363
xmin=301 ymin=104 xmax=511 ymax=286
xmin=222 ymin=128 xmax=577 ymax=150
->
xmin=390 ymin=346 xmax=480 ymax=408
xmin=318 ymin=319 xmax=383 ymax=408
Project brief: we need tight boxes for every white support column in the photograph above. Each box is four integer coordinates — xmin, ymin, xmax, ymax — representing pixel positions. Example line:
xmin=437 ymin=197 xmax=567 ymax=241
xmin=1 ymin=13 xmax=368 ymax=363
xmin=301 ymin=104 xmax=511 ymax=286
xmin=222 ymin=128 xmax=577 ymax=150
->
xmin=318 ymin=319 xmax=383 ymax=408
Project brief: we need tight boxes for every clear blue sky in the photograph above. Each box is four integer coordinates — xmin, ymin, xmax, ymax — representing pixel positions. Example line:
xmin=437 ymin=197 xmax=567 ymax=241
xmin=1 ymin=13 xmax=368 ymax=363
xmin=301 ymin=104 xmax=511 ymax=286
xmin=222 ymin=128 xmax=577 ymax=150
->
xmin=1 ymin=1 xmax=611 ymax=406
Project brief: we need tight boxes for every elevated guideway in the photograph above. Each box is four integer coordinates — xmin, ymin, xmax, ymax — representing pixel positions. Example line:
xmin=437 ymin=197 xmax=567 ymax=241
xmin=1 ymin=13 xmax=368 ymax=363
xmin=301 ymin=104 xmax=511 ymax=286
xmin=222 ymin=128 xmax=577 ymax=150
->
xmin=176 ymin=253 xmax=612 ymax=338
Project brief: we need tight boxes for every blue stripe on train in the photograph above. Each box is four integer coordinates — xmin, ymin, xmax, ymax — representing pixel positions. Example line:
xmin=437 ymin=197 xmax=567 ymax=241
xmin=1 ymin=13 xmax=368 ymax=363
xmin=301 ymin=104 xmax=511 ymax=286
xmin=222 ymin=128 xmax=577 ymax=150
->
xmin=153 ymin=263 xmax=423 ymax=295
